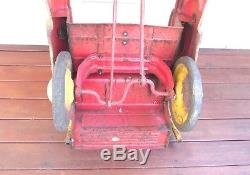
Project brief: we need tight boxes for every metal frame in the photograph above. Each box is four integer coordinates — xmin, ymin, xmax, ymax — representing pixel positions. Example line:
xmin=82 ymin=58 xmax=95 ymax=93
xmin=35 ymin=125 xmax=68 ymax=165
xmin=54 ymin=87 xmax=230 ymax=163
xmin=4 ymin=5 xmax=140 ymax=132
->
xmin=47 ymin=0 xmax=207 ymax=149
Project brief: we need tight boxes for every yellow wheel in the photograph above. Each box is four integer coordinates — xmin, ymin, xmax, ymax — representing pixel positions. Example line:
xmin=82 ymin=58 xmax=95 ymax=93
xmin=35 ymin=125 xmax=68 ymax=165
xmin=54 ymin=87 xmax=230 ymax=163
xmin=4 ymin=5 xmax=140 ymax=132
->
xmin=51 ymin=51 xmax=74 ymax=132
xmin=170 ymin=56 xmax=203 ymax=131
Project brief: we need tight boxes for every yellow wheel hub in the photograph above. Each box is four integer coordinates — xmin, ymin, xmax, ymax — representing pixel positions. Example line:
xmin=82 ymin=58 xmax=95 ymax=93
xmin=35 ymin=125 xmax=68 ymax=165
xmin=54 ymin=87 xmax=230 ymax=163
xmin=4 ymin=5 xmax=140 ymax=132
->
xmin=64 ymin=68 xmax=74 ymax=111
xmin=171 ymin=64 xmax=189 ymax=125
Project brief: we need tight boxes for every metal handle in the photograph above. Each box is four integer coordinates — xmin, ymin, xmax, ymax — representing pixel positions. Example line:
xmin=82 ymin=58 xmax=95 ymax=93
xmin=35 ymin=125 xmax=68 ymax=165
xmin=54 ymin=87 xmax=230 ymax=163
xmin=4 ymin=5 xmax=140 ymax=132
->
xmin=109 ymin=0 xmax=146 ymax=106
xmin=108 ymin=0 xmax=118 ymax=106
xmin=140 ymin=0 xmax=146 ymax=84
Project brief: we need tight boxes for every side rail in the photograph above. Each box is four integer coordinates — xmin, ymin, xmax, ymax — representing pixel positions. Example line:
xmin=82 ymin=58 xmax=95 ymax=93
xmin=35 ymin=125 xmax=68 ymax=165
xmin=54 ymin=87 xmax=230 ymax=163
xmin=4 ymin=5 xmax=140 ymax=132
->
xmin=169 ymin=0 xmax=207 ymax=60
xmin=46 ymin=0 xmax=69 ymax=69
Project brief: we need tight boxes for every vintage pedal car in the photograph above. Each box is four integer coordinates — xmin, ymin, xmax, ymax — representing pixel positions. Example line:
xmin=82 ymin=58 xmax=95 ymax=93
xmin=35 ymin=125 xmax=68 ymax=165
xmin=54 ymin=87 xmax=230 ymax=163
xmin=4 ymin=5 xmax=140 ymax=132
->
xmin=46 ymin=0 xmax=206 ymax=149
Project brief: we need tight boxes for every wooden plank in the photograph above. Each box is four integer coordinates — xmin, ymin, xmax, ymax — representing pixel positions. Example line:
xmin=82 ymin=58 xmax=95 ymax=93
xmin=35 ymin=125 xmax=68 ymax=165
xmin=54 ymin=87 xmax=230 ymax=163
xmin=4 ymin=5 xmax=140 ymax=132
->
xmin=0 ymin=82 xmax=47 ymax=99
xmin=0 ymin=120 xmax=64 ymax=142
xmin=1 ymin=166 xmax=250 ymax=175
xmin=0 ymin=47 xmax=249 ymax=174
xmin=201 ymin=99 xmax=250 ymax=119
xmin=0 ymin=99 xmax=51 ymax=119
xmin=0 ymin=66 xmax=249 ymax=84
xmin=0 ymin=49 xmax=249 ymax=69
xmin=1 ymin=46 xmax=249 ymax=56
xmin=182 ymin=119 xmax=250 ymax=141
xmin=3 ymin=81 xmax=250 ymax=101
xmin=198 ymin=49 xmax=250 ymax=69
xmin=0 ymin=45 xmax=49 ymax=52
xmin=0 ymin=66 xmax=50 ymax=81
xmin=0 ymin=81 xmax=250 ymax=100
xmin=198 ymin=55 xmax=250 ymax=69
xmin=201 ymin=69 xmax=250 ymax=84
xmin=0 ymin=48 xmax=249 ymax=69
xmin=0 ymin=119 xmax=250 ymax=142
xmin=203 ymin=83 xmax=250 ymax=100
xmin=0 ymin=55 xmax=249 ymax=84
xmin=0 ymin=141 xmax=249 ymax=169
xmin=0 ymin=51 xmax=50 ymax=66
xmin=199 ymin=48 xmax=250 ymax=56
xmin=0 ymin=98 xmax=249 ymax=120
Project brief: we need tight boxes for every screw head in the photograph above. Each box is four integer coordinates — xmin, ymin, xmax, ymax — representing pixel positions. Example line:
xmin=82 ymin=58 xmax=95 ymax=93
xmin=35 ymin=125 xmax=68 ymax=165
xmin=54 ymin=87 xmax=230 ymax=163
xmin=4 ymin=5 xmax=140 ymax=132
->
xmin=122 ymin=40 xmax=128 ymax=45
xmin=97 ymin=69 xmax=103 ymax=75
xmin=118 ymin=108 xmax=123 ymax=113
xmin=123 ymin=31 xmax=128 ymax=36
xmin=112 ymin=136 xmax=120 ymax=142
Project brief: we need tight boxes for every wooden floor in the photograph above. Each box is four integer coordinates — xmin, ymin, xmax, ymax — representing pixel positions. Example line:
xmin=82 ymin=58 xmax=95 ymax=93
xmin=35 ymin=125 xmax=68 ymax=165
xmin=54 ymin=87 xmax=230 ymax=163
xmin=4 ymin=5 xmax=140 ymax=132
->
xmin=0 ymin=45 xmax=250 ymax=174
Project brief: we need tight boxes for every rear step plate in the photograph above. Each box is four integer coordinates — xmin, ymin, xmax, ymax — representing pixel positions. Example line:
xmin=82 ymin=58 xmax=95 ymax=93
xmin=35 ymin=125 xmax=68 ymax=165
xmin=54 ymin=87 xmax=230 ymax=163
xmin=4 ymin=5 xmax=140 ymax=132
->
xmin=72 ymin=125 xmax=169 ymax=149
xmin=71 ymin=111 xmax=170 ymax=149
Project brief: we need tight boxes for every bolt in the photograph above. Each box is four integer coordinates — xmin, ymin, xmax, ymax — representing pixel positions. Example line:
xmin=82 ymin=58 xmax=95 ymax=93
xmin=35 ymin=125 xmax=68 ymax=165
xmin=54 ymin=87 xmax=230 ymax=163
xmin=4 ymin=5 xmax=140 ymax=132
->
xmin=107 ymin=101 xmax=112 ymax=107
xmin=122 ymin=40 xmax=128 ymax=45
xmin=97 ymin=69 xmax=103 ymax=75
xmin=123 ymin=31 xmax=128 ymax=36
xmin=127 ymin=76 xmax=132 ymax=81
xmin=118 ymin=108 xmax=123 ymax=113
xmin=112 ymin=136 xmax=120 ymax=142
xmin=65 ymin=138 xmax=74 ymax=144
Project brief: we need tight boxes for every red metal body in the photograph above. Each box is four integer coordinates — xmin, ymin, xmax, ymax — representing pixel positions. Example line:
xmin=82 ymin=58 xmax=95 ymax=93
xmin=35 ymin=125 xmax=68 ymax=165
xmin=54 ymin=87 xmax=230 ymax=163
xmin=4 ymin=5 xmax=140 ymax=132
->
xmin=47 ymin=0 xmax=207 ymax=149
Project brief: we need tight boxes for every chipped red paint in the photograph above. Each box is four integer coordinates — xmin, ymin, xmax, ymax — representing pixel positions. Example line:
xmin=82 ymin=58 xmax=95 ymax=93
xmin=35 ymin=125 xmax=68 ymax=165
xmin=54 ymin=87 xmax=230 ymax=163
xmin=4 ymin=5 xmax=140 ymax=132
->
xmin=47 ymin=0 xmax=207 ymax=149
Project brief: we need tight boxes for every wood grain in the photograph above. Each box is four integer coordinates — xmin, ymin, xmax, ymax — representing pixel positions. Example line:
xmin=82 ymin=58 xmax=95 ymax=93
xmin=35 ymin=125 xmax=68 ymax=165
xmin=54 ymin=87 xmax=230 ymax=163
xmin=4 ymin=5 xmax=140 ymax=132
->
xmin=0 ymin=99 xmax=249 ymax=120
xmin=199 ymin=55 xmax=250 ymax=69
xmin=0 ymin=66 xmax=50 ymax=81
xmin=1 ymin=166 xmax=250 ymax=175
xmin=0 ymin=46 xmax=250 ymax=173
xmin=199 ymin=48 xmax=250 ymax=56
xmin=203 ymin=83 xmax=250 ymax=100
xmin=0 ymin=141 xmax=250 ymax=169
xmin=0 ymin=45 xmax=49 ymax=52
xmin=0 ymin=81 xmax=249 ymax=100
xmin=0 ymin=51 xmax=50 ymax=66
xmin=0 ymin=66 xmax=249 ymax=84
xmin=0 ymin=52 xmax=250 ymax=85
xmin=0 ymin=119 xmax=249 ymax=142
xmin=183 ymin=119 xmax=250 ymax=141
xmin=0 ymin=99 xmax=51 ymax=119
xmin=0 ymin=120 xmax=64 ymax=142
xmin=201 ymin=99 xmax=250 ymax=119
xmin=0 ymin=82 xmax=47 ymax=99
xmin=201 ymin=69 xmax=250 ymax=84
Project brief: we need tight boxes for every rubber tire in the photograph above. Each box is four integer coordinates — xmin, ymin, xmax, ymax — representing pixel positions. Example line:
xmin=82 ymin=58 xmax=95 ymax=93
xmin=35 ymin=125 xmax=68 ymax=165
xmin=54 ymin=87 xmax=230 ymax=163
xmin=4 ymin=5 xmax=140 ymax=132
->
xmin=52 ymin=51 xmax=73 ymax=132
xmin=171 ymin=56 xmax=203 ymax=132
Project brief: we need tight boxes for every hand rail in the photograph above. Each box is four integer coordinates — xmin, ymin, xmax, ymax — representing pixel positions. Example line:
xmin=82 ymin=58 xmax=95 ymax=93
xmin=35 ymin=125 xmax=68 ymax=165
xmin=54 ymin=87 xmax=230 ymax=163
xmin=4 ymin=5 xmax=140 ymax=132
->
xmin=109 ymin=0 xmax=118 ymax=106
xmin=109 ymin=0 xmax=146 ymax=106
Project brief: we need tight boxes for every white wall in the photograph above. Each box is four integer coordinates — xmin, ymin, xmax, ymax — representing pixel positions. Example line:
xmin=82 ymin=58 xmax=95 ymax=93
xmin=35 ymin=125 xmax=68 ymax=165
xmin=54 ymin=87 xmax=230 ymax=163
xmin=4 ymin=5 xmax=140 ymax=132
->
xmin=0 ymin=0 xmax=48 ymax=45
xmin=0 ymin=0 xmax=249 ymax=49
